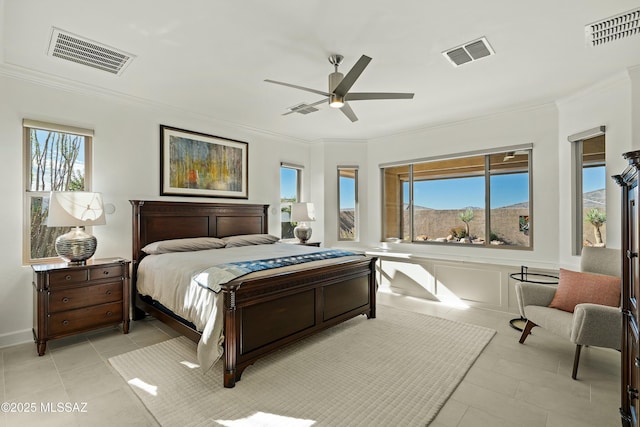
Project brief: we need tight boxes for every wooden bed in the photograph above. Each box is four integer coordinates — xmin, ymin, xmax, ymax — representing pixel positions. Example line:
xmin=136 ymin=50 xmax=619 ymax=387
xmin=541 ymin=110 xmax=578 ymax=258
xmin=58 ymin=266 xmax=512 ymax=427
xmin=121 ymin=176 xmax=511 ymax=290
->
xmin=130 ymin=200 xmax=377 ymax=388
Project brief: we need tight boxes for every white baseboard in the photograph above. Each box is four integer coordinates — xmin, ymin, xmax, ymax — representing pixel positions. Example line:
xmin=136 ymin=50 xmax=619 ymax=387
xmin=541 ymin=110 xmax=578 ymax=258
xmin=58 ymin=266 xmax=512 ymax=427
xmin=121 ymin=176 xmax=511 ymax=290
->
xmin=0 ymin=329 xmax=33 ymax=350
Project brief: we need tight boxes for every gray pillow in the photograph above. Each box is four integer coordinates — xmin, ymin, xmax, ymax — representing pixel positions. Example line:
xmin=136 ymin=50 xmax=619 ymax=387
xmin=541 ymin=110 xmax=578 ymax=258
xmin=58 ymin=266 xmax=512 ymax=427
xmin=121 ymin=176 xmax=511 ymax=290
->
xmin=223 ymin=234 xmax=280 ymax=248
xmin=142 ymin=237 xmax=226 ymax=254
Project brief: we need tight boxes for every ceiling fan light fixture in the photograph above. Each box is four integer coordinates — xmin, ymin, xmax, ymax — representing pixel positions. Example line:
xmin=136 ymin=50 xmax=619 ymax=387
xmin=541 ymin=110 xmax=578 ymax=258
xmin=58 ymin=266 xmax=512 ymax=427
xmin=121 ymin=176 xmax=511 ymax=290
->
xmin=329 ymin=94 xmax=344 ymax=108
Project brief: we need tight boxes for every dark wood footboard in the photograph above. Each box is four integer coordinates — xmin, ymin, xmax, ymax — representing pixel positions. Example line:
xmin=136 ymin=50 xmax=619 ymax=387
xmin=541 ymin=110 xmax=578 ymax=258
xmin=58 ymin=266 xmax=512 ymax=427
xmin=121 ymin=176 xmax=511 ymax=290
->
xmin=221 ymin=256 xmax=377 ymax=387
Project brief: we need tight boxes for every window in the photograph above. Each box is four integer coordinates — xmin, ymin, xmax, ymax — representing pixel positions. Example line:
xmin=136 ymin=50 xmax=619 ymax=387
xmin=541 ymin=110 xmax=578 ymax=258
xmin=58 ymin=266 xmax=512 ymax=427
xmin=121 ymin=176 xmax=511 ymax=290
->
xmin=570 ymin=127 xmax=606 ymax=254
xmin=23 ymin=120 xmax=93 ymax=263
xmin=382 ymin=146 xmax=532 ymax=248
xmin=280 ymin=163 xmax=302 ymax=239
xmin=338 ymin=166 xmax=358 ymax=241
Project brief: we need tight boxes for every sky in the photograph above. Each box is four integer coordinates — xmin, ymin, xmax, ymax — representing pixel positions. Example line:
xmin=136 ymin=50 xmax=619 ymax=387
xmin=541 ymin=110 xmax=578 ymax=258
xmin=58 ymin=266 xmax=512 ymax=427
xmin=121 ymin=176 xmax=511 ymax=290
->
xmin=280 ymin=167 xmax=298 ymax=200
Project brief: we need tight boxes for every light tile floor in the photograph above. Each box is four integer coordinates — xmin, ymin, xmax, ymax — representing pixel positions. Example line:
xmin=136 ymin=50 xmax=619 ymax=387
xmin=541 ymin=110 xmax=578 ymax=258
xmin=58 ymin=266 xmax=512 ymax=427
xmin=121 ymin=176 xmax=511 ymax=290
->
xmin=0 ymin=289 xmax=620 ymax=426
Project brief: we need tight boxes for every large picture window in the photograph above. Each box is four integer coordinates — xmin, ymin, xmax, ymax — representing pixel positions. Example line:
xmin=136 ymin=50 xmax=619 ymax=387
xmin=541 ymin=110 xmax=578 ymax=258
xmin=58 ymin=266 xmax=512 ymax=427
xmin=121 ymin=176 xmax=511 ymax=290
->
xmin=382 ymin=147 xmax=532 ymax=248
xmin=23 ymin=120 xmax=93 ymax=263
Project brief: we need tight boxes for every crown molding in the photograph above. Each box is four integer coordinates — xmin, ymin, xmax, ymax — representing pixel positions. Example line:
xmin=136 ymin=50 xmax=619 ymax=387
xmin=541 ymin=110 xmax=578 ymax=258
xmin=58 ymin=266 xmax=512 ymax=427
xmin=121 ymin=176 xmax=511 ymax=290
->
xmin=0 ymin=63 xmax=312 ymax=144
xmin=555 ymin=69 xmax=631 ymax=107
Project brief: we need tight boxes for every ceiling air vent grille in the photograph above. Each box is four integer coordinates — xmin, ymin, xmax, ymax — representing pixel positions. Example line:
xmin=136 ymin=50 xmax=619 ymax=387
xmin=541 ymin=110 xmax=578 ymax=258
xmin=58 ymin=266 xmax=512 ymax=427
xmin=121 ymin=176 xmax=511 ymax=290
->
xmin=287 ymin=103 xmax=320 ymax=115
xmin=586 ymin=7 xmax=640 ymax=47
xmin=443 ymin=37 xmax=494 ymax=67
xmin=47 ymin=27 xmax=134 ymax=75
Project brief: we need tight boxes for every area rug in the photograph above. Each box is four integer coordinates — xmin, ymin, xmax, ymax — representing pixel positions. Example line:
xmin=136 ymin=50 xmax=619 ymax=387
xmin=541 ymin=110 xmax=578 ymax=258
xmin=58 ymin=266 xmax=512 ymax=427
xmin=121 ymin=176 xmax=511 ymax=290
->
xmin=109 ymin=304 xmax=495 ymax=427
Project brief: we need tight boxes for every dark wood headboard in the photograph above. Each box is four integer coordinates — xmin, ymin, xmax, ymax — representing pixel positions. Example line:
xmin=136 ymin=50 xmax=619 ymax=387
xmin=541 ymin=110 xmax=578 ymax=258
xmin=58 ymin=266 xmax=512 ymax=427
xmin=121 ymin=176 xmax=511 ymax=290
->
xmin=130 ymin=200 xmax=269 ymax=271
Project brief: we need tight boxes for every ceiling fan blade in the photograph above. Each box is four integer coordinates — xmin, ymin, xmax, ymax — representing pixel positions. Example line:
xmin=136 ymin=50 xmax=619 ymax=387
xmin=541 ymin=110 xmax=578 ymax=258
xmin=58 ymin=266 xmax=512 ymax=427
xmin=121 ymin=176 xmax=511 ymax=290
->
xmin=345 ymin=92 xmax=414 ymax=101
xmin=264 ymin=79 xmax=331 ymax=97
xmin=339 ymin=102 xmax=358 ymax=122
xmin=333 ymin=55 xmax=372 ymax=97
xmin=282 ymin=98 xmax=328 ymax=115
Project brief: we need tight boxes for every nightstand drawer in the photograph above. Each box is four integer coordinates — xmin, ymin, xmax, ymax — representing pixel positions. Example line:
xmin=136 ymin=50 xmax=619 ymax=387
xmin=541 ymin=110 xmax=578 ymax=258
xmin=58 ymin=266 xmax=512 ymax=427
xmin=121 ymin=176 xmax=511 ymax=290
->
xmin=48 ymin=269 xmax=88 ymax=285
xmin=48 ymin=302 xmax=123 ymax=335
xmin=89 ymin=265 xmax=123 ymax=281
xmin=49 ymin=282 xmax=123 ymax=312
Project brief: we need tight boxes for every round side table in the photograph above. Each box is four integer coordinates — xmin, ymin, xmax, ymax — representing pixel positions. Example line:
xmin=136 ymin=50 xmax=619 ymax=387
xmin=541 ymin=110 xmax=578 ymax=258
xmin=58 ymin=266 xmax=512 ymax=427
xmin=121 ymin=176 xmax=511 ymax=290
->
xmin=510 ymin=266 xmax=558 ymax=331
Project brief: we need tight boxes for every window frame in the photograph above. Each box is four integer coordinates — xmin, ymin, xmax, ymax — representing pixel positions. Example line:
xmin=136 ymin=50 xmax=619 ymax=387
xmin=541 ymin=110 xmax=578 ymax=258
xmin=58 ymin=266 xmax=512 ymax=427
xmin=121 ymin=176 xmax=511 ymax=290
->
xmin=337 ymin=166 xmax=359 ymax=241
xmin=568 ymin=126 xmax=606 ymax=255
xmin=23 ymin=119 xmax=94 ymax=265
xmin=280 ymin=162 xmax=303 ymax=239
xmin=380 ymin=144 xmax=533 ymax=249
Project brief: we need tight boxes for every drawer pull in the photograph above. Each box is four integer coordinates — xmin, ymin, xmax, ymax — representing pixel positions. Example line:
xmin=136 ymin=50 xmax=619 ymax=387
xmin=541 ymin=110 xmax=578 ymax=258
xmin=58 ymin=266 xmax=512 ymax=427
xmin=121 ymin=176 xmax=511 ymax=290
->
xmin=103 ymin=270 xmax=110 ymax=275
xmin=106 ymin=290 xmax=112 ymax=295
xmin=62 ymin=320 xmax=69 ymax=326
xmin=62 ymin=297 xmax=70 ymax=303
xmin=65 ymin=275 xmax=72 ymax=281
xmin=106 ymin=311 xmax=113 ymax=317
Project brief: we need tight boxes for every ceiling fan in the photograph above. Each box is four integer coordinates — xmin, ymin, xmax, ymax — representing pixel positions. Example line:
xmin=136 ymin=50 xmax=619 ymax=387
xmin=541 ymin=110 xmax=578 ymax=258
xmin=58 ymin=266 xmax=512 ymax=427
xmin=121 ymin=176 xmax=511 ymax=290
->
xmin=265 ymin=54 xmax=414 ymax=122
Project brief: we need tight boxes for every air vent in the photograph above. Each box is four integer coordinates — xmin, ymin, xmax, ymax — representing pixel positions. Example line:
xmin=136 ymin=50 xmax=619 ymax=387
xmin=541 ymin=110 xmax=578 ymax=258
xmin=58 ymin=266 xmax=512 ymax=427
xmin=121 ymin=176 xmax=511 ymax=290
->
xmin=288 ymin=103 xmax=320 ymax=115
xmin=47 ymin=27 xmax=134 ymax=75
xmin=443 ymin=37 xmax=494 ymax=67
xmin=586 ymin=7 xmax=640 ymax=46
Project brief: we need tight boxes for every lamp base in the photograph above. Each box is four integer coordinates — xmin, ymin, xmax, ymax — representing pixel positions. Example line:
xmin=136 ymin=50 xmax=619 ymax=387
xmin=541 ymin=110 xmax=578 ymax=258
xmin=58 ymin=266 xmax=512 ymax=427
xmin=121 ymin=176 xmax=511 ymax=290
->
xmin=55 ymin=227 xmax=97 ymax=265
xmin=294 ymin=223 xmax=313 ymax=244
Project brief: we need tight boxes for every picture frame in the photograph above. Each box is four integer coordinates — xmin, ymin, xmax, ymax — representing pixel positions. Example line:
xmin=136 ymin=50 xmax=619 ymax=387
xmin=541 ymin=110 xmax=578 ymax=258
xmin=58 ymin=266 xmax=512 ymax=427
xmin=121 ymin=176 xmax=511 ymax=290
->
xmin=160 ymin=125 xmax=248 ymax=199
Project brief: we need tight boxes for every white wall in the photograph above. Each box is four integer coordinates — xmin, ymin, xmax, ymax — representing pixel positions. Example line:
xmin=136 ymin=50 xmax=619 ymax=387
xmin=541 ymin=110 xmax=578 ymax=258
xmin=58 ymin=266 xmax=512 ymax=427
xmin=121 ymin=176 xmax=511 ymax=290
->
xmin=0 ymin=75 xmax=312 ymax=347
xmin=631 ymin=65 xmax=640 ymax=149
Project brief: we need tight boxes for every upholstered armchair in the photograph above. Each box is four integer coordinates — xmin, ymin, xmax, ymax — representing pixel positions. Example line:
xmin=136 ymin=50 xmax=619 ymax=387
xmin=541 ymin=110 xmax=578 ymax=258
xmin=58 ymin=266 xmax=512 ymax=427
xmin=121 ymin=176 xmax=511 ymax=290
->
xmin=516 ymin=247 xmax=621 ymax=379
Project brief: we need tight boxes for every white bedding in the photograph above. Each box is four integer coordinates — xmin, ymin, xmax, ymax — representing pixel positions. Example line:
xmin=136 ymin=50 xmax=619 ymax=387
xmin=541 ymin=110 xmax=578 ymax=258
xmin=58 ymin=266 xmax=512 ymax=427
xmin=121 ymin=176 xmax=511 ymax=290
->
xmin=136 ymin=243 xmax=361 ymax=371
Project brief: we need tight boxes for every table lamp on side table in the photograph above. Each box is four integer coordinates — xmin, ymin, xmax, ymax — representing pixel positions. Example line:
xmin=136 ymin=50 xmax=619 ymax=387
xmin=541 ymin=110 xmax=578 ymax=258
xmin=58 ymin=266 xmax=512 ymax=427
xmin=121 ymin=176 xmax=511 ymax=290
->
xmin=47 ymin=191 xmax=106 ymax=265
xmin=291 ymin=202 xmax=316 ymax=244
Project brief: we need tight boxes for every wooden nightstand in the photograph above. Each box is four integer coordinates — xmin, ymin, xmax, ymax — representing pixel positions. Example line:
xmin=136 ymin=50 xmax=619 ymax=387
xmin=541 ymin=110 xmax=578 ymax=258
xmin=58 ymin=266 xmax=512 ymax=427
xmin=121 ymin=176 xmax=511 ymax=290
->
xmin=299 ymin=241 xmax=321 ymax=247
xmin=31 ymin=258 xmax=130 ymax=356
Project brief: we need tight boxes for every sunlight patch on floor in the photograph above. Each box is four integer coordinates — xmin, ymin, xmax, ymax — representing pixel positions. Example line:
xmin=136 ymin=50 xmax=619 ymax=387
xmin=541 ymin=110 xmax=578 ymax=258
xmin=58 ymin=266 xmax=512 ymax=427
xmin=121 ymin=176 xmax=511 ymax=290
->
xmin=180 ymin=360 xmax=199 ymax=369
xmin=215 ymin=411 xmax=315 ymax=427
xmin=434 ymin=285 xmax=470 ymax=309
xmin=128 ymin=378 xmax=158 ymax=396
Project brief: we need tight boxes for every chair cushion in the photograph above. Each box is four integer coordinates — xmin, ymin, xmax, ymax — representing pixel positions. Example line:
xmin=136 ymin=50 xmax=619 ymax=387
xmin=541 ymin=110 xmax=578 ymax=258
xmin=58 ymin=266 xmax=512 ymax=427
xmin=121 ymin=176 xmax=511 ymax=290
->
xmin=524 ymin=305 xmax=574 ymax=339
xmin=548 ymin=268 xmax=620 ymax=313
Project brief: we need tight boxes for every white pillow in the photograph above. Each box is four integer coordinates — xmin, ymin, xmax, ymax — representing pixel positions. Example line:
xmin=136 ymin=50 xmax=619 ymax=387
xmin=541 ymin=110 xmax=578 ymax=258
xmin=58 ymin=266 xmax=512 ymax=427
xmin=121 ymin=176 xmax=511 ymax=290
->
xmin=222 ymin=234 xmax=280 ymax=248
xmin=142 ymin=237 xmax=226 ymax=254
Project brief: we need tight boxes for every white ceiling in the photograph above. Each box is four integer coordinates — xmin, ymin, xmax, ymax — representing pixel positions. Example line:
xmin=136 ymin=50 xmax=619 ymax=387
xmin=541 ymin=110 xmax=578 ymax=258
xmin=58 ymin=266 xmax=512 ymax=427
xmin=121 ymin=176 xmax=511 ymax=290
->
xmin=2 ymin=0 xmax=640 ymax=142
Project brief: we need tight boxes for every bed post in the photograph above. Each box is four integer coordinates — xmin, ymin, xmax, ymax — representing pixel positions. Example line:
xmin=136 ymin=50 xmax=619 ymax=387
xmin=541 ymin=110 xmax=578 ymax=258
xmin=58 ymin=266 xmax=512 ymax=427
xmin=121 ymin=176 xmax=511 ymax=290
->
xmin=367 ymin=257 xmax=378 ymax=319
xmin=130 ymin=200 xmax=146 ymax=320
xmin=223 ymin=286 xmax=239 ymax=388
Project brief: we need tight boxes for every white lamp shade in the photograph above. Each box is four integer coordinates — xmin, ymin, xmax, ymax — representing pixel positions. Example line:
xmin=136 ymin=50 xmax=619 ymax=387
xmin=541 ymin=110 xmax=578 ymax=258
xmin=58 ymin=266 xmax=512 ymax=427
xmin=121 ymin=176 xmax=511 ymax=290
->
xmin=291 ymin=202 xmax=316 ymax=222
xmin=47 ymin=192 xmax=106 ymax=227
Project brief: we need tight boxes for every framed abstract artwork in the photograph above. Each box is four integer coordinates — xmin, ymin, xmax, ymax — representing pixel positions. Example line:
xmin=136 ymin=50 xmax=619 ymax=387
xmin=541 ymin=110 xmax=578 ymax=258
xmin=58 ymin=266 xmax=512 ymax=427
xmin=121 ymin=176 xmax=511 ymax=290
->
xmin=160 ymin=125 xmax=248 ymax=198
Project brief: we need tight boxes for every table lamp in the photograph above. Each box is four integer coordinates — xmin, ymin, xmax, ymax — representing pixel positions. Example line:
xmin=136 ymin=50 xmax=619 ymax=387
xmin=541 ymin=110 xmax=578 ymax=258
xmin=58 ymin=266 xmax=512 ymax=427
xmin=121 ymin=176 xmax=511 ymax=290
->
xmin=291 ymin=202 xmax=316 ymax=244
xmin=47 ymin=191 xmax=106 ymax=264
